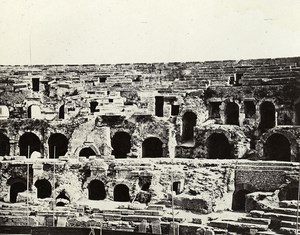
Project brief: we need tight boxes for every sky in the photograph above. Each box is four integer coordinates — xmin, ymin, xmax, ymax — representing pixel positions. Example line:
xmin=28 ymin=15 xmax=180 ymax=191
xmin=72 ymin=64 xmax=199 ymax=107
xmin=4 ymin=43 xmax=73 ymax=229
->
xmin=0 ymin=0 xmax=300 ymax=65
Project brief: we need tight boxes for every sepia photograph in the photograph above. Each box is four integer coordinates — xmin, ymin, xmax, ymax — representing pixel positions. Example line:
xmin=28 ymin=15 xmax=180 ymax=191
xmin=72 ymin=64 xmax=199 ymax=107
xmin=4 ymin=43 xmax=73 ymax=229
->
xmin=0 ymin=0 xmax=300 ymax=234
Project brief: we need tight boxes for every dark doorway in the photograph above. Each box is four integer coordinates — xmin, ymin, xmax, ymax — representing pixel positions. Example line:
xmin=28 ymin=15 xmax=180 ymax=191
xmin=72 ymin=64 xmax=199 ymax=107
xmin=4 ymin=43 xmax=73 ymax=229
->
xmin=264 ymin=133 xmax=291 ymax=161
xmin=225 ymin=102 xmax=239 ymax=125
xmin=88 ymin=180 xmax=106 ymax=200
xmin=209 ymin=102 xmax=221 ymax=118
xmin=232 ymin=189 xmax=251 ymax=211
xmin=182 ymin=112 xmax=197 ymax=143
xmin=171 ymin=105 xmax=180 ymax=116
xmin=0 ymin=133 xmax=10 ymax=156
xmin=114 ymin=184 xmax=130 ymax=202
xmin=142 ymin=137 xmax=163 ymax=158
xmin=48 ymin=133 xmax=68 ymax=159
xmin=286 ymin=187 xmax=298 ymax=200
xmin=59 ymin=105 xmax=65 ymax=119
xmin=79 ymin=147 xmax=96 ymax=158
xmin=19 ymin=132 xmax=41 ymax=158
xmin=155 ymin=96 xmax=164 ymax=117
xmin=10 ymin=181 xmax=26 ymax=203
xmin=244 ymin=101 xmax=256 ymax=118
xmin=259 ymin=102 xmax=276 ymax=132
xmin=90 ymin=101 xmax=99 ymax=113
xmin=173 ymin=182 xmax=181 ymax=195
xmin=295 ymin=103 xmax=300 ymax=125
xmin=32 ymin=78 xmax=40 ymax=92
xmin=35 ymin=179 xmax=51 ymax=199
xmin=207 ymin=133 xmax=232 ymax=159
xmin=111 ymin=132 xmax=131 ymax=158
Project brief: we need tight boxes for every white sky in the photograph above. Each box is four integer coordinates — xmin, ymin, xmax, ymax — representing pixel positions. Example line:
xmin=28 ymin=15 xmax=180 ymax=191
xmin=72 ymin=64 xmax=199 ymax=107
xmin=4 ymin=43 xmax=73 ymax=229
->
xmin=0 ymin=0 xmax=300 ymax=65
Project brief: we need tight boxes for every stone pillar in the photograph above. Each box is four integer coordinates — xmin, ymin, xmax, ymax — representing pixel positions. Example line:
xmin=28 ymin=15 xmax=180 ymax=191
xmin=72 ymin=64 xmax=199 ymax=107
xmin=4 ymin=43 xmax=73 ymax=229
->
xmin=99 ymin=126 xmax=112 ymax=159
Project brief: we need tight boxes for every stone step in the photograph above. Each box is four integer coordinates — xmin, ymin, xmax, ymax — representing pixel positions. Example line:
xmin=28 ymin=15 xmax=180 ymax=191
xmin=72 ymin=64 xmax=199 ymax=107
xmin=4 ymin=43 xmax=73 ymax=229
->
xmin=256 ymin=231 xmax=285 ymax=235
xmin=134 ymin=209 xmax=162 ymax=216
xmin=147 ymin=205 xmax=166 ymax=211
xmin=208 ymin=220 xmax=269 ymax=233
xmin=280 ymin=201 xmax=299 ymax=209
xmin=238 ymin=216 xmax=271 ymax=225
xmin=281 ymin=221 xmax=300 ymax=229
xmin=122 ymin=215 xmax=161 ymax=222
xmin=250 ymin=210 xmax=300 ymax=223
xmin=274 ymin=208 xmax=299 ymax=216
xmin=279 ymin=227 xmax=300 ymax=235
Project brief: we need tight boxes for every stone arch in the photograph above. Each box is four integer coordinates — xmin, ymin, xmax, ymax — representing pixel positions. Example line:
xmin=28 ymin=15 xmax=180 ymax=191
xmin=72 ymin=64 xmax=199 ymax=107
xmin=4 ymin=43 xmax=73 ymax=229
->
xmin=79 ymin=147 xmax=96 ymax=158
xmin=28 ymin=105 xmax=42 ymax=119
xmin=224 ymin=102 xmax=239 ymax=125
xmin=295 ymin=102 xmax=300 ymax=125
xmin=259 ymin=101 xmax=276 ymax=132
xmin=264 ymin=133 xmax=291 ymax=161
xmin=88 ymin=180 xmax=106 ymax=200
xmin=48 ymin=133 xmax=68 ymax=159
xmin=182 ymin=112 xmax=197 ymax=143
xmin=9 ymin=179 xmax=26 ymax=203
xmin=142 ymin=137 xmax=163 ymax=158
xmin=19 ymin=132 xmax=41 ymax=158
xmin=207 ymin=133 xmax=232 ymax=159
xmin=114 ymin=184 xmax=130 ymax=202
xmin=34 ymin=179 xmax=52 ymax=199
xmin=111 ymin=131 xmax=131 ymax=159
xmin=56 ymin=190 xmax=70 ymax=206
xmin=0 ymin=132 xmax=10 ymax=156
xmin=59 ymin=105 xmax=65 ymax=119
xmin=0 ymin=105 xmax=9 ymax=119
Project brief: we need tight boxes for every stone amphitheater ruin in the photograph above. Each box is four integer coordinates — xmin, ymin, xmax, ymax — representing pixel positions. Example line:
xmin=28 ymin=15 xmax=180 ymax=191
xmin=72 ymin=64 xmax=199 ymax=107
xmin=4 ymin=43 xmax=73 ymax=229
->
xmin=1 ymin=56 xmax=300 ymax=235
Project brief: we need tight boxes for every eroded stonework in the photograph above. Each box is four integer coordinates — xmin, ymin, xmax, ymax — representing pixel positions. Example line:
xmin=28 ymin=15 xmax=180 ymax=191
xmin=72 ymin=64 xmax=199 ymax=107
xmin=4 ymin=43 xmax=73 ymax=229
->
xmin=1 ymin=57 xmax=300 ymax=234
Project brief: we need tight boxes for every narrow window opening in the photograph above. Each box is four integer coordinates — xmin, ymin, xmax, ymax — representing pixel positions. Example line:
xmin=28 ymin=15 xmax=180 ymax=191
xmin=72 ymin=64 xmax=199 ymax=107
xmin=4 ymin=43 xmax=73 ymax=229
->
xmin=225 ymin=102 xmax=239 ymax=125
xmin=171 ymin=105 xmax=180 ymax=116
xmin=0 ymin=133 xmax=10 ymax=156
xmin=182 ymin=112 xmax=197 ymax=143
xmin=155 ymin=96 xmax=164 ymax=117
xmin=172 ymin=182 xmax=181 ymax=195
xmin=59 ymin=105 xmax=65 ymax=119
xmin=209 ymin=102 xmax=221 ymax=118
xmin=32 ymin=78 xmax=40 ymax=92
xmin=244 ymin=101 xmax=256 ymax=118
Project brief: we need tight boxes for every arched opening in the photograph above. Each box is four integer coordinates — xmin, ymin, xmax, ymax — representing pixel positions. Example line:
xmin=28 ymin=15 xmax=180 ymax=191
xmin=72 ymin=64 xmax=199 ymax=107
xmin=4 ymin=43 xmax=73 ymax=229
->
xmin=232 ymin=190 xmax=251 ymax=211
xmin=88 ymin=180 xmax=106 ymax=200
xmin=225 ymin=102 xmax=239 ymax=125
xmin=138 ymin=177 xmax=152 ymax=191
xmin=59 ymin=105 xmax=65 ymax=119
xmin=79 ymin=147 xmax=96 ymax=158
xmin=207 ymin=133 xmax=232 ymax=159
xmin=142 ymin=137 xmax=163 ymax=158
xmin=56 ymin=191 xmax=70 ymax=207
xmin=114 ymin=184 xmax=130 ymax=202
xmin=90 ymin=101 xmax=99 ymax=113
xmin=10 ymin=181 xmax=26 ymax=203
xmin=172 ymin=182 xmax=181 ymax=195
xmin=295 ymin=102 xmax=300 ymax=125
xmin=28 ymin=105 xmax=42 ymax=119
xmin=34 ymin=179 xmax=51 ymax=199
xmin=48 ymin=133 xmax=68 ymax=159
xmin=0 ymin=133 xmax=10 ymax=156
xmin=111 ymin=132 xmax=131 ymax=158
xmin=259 ymin=102 xmax=275 ymax=132
xmin=19 ymin=132 xmax=41 ymax=158
xmin=182 ymin=112 xmax=197 ymax=143
xmin=264 ymin=133 xmax=291 ymax=161
xmin=0 ymin=105 xmax=9 ymax=119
